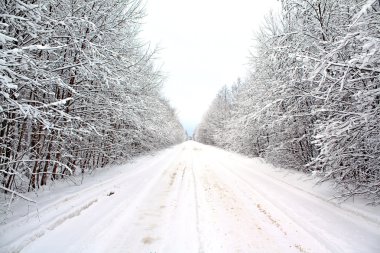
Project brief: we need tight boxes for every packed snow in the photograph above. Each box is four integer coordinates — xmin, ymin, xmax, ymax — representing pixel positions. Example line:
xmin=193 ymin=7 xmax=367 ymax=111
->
xmin=1 ymin=141 xmax=379 ymax=253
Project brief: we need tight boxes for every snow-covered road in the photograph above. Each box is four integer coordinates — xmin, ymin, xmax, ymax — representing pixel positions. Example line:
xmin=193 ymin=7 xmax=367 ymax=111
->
xmin=1 ymin=141 xmax=379 ymax=253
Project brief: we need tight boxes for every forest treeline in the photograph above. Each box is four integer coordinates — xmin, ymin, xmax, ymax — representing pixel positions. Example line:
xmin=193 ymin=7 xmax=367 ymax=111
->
xmin=0 ymin=0 xmax=185 ymax=202
xmin=195 ymin=0 xmax=380 ymax=204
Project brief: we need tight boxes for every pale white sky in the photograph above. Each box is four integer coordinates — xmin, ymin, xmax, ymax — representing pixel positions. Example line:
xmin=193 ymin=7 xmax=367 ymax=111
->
xmin=142 ymin=0 xmax=281 ymax=135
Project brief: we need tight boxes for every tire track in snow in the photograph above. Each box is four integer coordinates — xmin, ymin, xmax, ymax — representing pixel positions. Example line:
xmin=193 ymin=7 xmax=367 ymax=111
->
xmin=4 ymin=142 xmax=379 ymax=253
xmin=193 ymin=145 xmax=327 ymax=253
xmin=228 ymin=154 xmax=380 ymax=226
xmin=0 ymin=147 xmax=183 ymax=253
xmin=197 ymin=162 xmax=282 ymax=252
xmin=190 ymin=155 xmax=204 ymax=253
xmin=2 ymin=199 xmax=99 ymax=253
xmin=208 ymin=148 xmax=379 ymax=253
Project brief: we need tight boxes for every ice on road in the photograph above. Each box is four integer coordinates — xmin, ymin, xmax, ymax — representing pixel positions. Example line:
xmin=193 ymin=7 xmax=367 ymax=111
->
xmin=1 ymin=141 xmax=379 ymax=253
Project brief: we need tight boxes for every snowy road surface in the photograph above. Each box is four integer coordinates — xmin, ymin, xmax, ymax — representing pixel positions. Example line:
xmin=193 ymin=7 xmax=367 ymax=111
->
xmin=1 ymin=141 xmax=380 ymax=253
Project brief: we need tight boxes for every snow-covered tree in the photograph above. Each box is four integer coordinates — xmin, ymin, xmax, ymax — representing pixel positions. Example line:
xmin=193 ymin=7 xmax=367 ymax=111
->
xmin=1 ymin=0 xmax=185 ymax=211
xmin=195 ymin=85 xmax=235 ymax=146
xmin=310 ymin=0 xmax=380 ymax=203
xmin=198 ymin=0 xmax=380 ymax=204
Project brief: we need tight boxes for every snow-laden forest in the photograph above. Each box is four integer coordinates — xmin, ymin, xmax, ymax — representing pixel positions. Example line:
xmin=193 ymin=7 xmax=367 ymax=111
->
xmin=195 ymin=0 xmax=380 ymax=204
xmin=1 ymin=1 xmax=380 ymax=251
xmin=0 ymin=0 xmax=185 ymax=210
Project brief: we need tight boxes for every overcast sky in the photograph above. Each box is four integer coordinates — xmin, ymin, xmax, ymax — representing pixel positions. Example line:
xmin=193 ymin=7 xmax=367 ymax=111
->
xmin=142 ymin=0 xmax=281 ymax=135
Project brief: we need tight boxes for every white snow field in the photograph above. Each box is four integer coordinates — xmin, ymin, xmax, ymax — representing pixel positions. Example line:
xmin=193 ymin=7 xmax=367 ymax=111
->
xmin=1 ymin=141 xmax=379 ymax=253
